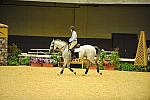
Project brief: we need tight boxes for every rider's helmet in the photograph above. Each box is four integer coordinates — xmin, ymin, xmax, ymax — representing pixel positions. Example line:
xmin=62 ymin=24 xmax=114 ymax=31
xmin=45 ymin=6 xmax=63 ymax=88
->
xmin=70 ymin=26 xmax=75 ymax=30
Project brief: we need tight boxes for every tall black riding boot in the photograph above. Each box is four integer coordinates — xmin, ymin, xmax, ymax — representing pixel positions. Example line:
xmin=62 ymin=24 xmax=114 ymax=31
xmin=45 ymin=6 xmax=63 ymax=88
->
xmin=70 ymin=49 xmax=76 ymax=59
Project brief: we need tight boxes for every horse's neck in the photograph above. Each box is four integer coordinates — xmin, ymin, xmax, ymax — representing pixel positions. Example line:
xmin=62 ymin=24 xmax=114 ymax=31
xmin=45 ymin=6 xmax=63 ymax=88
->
xmin=56 ymin=41 xmax=68 ymax=52
xmin=63 ymin=45 xmax=69 ymax=51
xmin=61 ymin=45 xmax=69 ymax=53
xmin=56 ymin=41 xmax=65 ymax=47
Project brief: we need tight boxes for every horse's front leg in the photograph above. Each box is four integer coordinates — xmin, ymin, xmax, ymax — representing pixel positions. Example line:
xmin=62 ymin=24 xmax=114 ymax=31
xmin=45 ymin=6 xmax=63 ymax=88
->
xmin=66 ymin=59 xmax=76 ymax=75
xmin=58 ymin=60 xmax=67 ymax=75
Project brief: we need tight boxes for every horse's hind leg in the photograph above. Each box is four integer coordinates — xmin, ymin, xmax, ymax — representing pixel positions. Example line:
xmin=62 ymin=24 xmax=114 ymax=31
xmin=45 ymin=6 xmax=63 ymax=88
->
xmin=85 ymin=67 xmax=89 ymax=74
xmin=84 ymin=59 xmax=90 ymax=75
xmin=67 ymin=61 xmax=76 ymax=75
xmin=96 ymin=66 xmax=100 ymax=73
xmin=95 ymin=61 xmax=102 ymax=75
xmin=96 ymin=66 xmax=102 ymax=75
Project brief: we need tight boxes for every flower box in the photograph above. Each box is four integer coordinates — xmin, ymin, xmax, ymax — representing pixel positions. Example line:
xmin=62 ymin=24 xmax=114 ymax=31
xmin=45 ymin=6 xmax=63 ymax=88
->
xmin=90 ymin=66 xmax=96 ymax=70
xmin=31 ymin=63 xmax=42 ymax=67
xmin=104 ymin=64 xmax=115 ymax=70
xmin=42 ymin=63 xmax=53 ymax=67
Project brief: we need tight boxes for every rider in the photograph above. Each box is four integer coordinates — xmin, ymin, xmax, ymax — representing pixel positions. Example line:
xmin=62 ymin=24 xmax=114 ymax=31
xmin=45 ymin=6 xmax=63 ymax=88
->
xmin=69 ymin=26 xmax=77 ymax=58
xmin=69 ymin=26 xmax=77 ymax=51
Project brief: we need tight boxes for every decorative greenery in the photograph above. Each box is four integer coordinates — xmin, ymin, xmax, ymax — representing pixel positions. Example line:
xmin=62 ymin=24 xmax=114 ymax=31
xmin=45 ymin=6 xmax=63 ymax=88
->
xmin=117 ymin=62 xmax=136 ymax=71
xmin=116 ymin=62 xmax=150 ymax=72
xmin=136 ymin=66 xmax=146 ymax=72
xmin=99 ymin=51 xmax=120 ymax=69
xmin=99 ymin=64 xmax=104 ymax=70
xmin=98 ymin=50 xmax=150 ymax=72
xmin=19 ymin=57 xmax=30 ymax=65
xmin=50 ymin=52 xmax=61 ymax=66
xmin=110 ymin=51 xmax=120 ymax=65
xmin=8 ymin=44 xmax=22 ymax=65
xmin=50 ymin=53 xmax=60 ymax=62
xmin=147 ymin=66 xmax=150 ymax=72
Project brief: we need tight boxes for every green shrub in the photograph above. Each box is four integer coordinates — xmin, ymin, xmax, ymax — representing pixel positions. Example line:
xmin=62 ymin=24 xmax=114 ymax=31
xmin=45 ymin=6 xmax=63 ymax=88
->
xmin=117 ymin=62 xmax=150 ymax=72
xmin=8 ymin=56 xmax=20 ymax=65
xmin=134 ymin=66 xmax=147 ymax=72
xmin=8 ymin=44 xmax=22 ymax=65
xmin=99 ymin=65 xmax=104 ymax=70
xmin=117 ymin=62 xmax=136 ymax=71
xmin=146 ymin=66 xmax=150 ymax=72
xmin=99 ymin=51 xmax=120 ymax=70
xmin=19 ymin=57 xmax=30 ymax=65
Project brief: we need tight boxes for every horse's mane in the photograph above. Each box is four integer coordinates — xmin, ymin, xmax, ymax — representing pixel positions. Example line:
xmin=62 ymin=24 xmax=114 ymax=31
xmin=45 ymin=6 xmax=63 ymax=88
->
xmin=55 ymin=39 xmax=68 ymax=44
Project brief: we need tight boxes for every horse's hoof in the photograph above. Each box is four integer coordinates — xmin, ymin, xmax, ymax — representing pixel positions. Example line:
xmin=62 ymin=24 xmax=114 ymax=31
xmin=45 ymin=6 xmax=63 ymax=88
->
xmin=74 ymin=72 xmax=76 ymax=75
xmin=82 ymin=74 xmax=87 ymax=76
xmin=57 ymin=73 xmax=61 ymax=75
xmin=99 ymin=73 xmax=102 ymax=75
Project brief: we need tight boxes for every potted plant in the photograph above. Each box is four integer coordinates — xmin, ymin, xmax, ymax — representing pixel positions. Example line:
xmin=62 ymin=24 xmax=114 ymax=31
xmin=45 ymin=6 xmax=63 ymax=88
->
xmin=8 ymin=43 xmax=22 ymax=65
xmin=30 ymin=57 xmax=56 ymax=67
xmin=50 ymin=52 xmax=61 ymax=66
xmin=99 ymin=50 xmax=120 ymax=70
xmin=29 ymin=53 xmax=61 ymax=67
xmin=42 ymin=58 xmax=54 ymax=67
xmin=30 ymin=58 xmax=43 ymax=67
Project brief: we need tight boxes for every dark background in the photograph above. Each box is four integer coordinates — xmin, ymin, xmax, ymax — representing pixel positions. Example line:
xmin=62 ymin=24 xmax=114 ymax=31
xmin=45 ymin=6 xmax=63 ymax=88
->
xmin=8 ymin=33 xmax=149 ymax=58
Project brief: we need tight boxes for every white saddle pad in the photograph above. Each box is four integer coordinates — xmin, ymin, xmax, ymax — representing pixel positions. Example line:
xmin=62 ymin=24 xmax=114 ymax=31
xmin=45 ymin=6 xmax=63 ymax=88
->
xmin=74 ymin=48 xmax=80 ymax=52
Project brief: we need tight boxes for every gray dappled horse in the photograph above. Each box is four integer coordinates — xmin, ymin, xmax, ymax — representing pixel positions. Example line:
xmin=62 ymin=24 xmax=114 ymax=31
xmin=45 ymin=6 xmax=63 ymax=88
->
xmin=49 ymin=39 xmax=102 ymax=75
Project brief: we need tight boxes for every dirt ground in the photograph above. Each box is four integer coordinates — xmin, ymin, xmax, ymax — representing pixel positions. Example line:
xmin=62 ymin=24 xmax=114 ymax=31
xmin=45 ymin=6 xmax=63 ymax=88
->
xmin=0 ymin=66 xmax=150 ymax=100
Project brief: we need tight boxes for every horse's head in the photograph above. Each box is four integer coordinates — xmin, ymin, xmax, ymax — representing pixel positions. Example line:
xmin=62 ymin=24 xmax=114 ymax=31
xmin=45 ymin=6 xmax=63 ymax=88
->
xmin=49 ymin=39 xmax=67 ymax=53
xmin=49 ymin=39 xmax=55 ymax=53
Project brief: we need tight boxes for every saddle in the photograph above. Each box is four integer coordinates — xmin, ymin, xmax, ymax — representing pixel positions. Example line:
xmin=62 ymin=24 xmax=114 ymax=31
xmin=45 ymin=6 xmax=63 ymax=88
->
xmin=69 ymin=43 xmax=80 ymax=51
xmin=75 ymin=44 xmax=80 ymax=48
xmin=70 ymin=44 xmax=80 ymax=59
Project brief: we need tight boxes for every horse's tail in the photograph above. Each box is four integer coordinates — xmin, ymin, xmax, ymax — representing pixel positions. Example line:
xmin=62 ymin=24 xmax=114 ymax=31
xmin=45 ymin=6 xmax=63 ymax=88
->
xmin=94 ymin=46 xmax=101 ymax=55
xmin=94 ymin=46 xmax=101 ymax=61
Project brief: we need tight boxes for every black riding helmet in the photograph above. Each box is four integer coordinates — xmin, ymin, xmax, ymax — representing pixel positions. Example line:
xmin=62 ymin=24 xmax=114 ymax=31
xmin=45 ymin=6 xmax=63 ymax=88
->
xmin=70 ymin=26 xmax=75 ymax=30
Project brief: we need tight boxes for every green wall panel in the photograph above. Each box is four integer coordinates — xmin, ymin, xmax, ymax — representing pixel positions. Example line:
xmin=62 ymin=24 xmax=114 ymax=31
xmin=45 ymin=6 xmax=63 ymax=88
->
xmin=1 ymin=4 xmax=150 ymax=39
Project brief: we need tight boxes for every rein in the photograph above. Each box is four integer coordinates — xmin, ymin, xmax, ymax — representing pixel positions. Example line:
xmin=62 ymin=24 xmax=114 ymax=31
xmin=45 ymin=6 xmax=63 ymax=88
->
xmin=59 ymin=44 xmax=68 ymax=51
